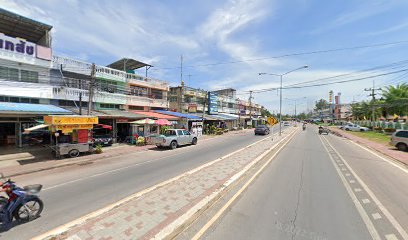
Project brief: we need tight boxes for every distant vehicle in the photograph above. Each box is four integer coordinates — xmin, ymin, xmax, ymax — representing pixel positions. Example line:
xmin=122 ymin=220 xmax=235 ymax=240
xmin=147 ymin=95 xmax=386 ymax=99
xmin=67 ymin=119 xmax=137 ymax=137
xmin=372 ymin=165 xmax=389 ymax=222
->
xmin=151 ymin=129 xmax=197 ymax=149
xmin=343 ymin=124 xmax=369 ymax=132
xmin=390 ymin=130 xmax=408 ymax=151
xmin=283 ymin=122 xmax=290 ymax=126
xmin=254 ymin=125 xmax=270 ymax=135
xmin=318 ymin=126 xmax=329 ymax=135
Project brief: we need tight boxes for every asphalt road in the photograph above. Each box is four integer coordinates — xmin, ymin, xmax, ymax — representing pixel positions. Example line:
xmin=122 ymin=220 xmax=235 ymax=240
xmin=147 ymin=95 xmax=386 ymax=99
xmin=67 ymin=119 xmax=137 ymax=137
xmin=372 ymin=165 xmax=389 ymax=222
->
xmin=203 ymin=126 xmax=408 ymax=240
xmin=0 ymin=127 xmax=281 ymax=240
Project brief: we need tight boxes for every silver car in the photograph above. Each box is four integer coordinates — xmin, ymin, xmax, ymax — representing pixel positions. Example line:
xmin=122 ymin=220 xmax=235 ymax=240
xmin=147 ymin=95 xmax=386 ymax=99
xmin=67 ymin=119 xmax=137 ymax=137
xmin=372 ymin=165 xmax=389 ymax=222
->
xmin=151 ymin=129 xmax=198 ymax=149
xmin=390 ymin=130 xmax=408 ymax=151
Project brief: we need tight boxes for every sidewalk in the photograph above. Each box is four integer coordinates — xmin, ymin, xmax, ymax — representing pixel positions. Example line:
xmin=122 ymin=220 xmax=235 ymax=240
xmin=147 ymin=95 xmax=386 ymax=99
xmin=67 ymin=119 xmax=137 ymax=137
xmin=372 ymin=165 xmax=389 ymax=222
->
xmin=329 ymin=127 xmax=408 ymax=165
xmin=0 ymin=129 xmax=253 ymax=178
xmin=35 ymin=129 xmax=295 ymax=240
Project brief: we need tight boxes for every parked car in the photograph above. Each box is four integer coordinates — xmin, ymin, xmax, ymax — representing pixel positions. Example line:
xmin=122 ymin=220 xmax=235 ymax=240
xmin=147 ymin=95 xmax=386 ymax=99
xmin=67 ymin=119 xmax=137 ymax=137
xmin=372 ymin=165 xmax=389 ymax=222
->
xmin=343 ymin=124 xmax=369 ymax=132
xmin=93 ymin=134 xmax=113 ymax=146
xmin=151 ymin=129 xmax=197 ymax=149
xmin=390 ymin=130 xmax=408 ymax=151
xmin=254 ymin=125 xmax=270 ymax=135
xmin=283 ymin=122 xmax=290 ymax=126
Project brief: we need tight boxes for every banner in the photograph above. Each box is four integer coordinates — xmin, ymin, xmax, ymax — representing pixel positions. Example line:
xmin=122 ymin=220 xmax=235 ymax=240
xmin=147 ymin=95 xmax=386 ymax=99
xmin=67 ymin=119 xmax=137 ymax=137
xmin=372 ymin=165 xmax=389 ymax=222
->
xmin=44 ymin=116 xmax=98 ymax=125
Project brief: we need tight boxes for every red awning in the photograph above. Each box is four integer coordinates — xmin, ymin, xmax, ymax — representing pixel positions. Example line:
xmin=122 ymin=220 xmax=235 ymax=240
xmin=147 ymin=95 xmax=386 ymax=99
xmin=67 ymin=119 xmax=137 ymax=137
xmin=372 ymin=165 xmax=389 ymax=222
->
xmin=131 ymin=111 xmax=179 ymax=120
xmin=94 ymin=124 xmax=113 ymax=130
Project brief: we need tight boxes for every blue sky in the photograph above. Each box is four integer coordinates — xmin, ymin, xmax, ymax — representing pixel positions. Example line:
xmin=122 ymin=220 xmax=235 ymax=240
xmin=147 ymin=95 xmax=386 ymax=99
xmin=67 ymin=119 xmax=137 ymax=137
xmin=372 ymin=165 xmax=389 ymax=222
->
xmin=3 ymin=0 xmax=408 ymax=114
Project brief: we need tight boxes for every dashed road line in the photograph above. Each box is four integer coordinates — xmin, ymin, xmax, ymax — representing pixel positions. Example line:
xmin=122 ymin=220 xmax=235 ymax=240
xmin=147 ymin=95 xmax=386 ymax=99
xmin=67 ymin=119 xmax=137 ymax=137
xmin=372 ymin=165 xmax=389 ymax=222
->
xmin=372 ymin=213 xmax=382 ymax=220
xmin=362 ymin=199 xmax=371 ymax=204
xmin=319 ymin=136 xmax=381 ymax=240
xmin=349 ymin=180 xmax=356 ymax=183
xmin=322 ymin=136 xmax=408 ymax=240
xmin=385 ymin=234 xmax=398 ymax=240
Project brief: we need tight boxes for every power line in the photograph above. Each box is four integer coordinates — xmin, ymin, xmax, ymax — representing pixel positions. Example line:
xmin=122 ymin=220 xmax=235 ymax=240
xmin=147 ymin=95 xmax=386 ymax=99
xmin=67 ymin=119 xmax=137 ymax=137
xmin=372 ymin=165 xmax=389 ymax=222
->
xmin=249 ymin=69 xmax=408 ymax=93
xmin=151 ymin=40 xmax=408 ymax=70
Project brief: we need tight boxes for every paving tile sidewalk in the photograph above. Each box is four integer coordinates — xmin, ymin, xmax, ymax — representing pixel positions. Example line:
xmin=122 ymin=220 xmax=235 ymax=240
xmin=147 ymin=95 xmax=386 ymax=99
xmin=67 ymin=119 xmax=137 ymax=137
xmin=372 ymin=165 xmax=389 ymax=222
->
xmin=329 ymin=127 xmax=408 ymax=165
xmin=40 ymin=130 xmax=292 ymax=240
xmin=1 ymin=129 xmax=253 ymax=178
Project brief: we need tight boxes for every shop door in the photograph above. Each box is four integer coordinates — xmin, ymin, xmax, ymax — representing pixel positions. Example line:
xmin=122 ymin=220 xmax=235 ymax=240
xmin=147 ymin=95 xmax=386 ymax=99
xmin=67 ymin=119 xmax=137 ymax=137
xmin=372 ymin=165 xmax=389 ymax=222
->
xmin=0 ymin=122 xmax=16 ymax=146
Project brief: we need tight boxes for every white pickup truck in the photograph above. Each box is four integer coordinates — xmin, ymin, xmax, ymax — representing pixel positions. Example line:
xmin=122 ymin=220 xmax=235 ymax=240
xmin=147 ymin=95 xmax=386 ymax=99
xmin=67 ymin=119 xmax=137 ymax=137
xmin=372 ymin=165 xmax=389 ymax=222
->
xmin=151 ymin=129 xmax=198 ymax=149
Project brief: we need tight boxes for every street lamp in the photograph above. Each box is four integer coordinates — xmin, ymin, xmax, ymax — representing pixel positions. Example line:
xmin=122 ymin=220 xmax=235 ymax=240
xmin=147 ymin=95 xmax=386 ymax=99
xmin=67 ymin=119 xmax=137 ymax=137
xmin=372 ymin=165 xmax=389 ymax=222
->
xmin=259 ymin=65 xmax=308 ymax=136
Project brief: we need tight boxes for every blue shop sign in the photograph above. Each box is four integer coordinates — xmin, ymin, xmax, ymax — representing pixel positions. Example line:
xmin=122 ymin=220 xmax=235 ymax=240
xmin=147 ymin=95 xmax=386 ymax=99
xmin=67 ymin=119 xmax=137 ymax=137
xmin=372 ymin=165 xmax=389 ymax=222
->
xmin=208 ymin=92 xmax=218 ymax=114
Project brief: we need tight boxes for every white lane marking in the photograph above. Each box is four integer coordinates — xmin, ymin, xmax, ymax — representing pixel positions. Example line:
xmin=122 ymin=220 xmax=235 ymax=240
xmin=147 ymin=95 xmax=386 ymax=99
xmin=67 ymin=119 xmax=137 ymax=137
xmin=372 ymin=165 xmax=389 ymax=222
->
xmin=339 ymin=163 xmax=344 ymax=166
xmin=385 ymin=234 xmax=398 ymax=240
xmin=341 ymin=168 xmax=347 ymax=171
xmin=372 ymin=213 xmax=382 ymax=220
xmin=319 ymin=136 xmax=381 ymax=240
xmin=323 ymin=136 xmax=408 ymax=240
xmin=354 ymin=188 xmax=362 ymax=192
xmin=43 ymin=134 xmax=274 ymax=191
xmin=345 ymin=137 xmax=408 ymax=174
xmin=33 ymin=130 xmax=283 ymax=240
xmin=362 ymin=199 xmax=371 ymax=204
xmin=190 ymin=129 xmax=298 ymax=240
xmin=349 ymin=180 xmax=356 ymax=183
xmin=345 ymin=173 xmax=351 ymax=176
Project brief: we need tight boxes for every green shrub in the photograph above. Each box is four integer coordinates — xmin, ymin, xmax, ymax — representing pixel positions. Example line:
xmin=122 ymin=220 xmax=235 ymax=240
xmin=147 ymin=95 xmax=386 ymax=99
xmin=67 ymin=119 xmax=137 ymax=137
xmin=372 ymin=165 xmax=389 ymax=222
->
xmin=95 ymin=144 xmax=103 ymax=154
xmin=383 ymin=128 xmax=396 ymax=133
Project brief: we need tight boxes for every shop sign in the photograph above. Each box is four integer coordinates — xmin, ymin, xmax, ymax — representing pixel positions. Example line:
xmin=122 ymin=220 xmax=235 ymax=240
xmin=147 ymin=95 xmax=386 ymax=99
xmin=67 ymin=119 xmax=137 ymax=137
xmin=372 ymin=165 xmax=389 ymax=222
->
xmin=116 ymin=118 xmax=128 ymax=123
xmin=44 ymin=116 xmax=98 ymax=125
xmin=208 ymin=92 xmax=218 ymax=114
xmin=188 ymin=104 xmax=197 ymax=113
xmin=52 ymin=124 xmax=93 ymax=133
xmin=0 ymin=34 xmax=36 ymax=57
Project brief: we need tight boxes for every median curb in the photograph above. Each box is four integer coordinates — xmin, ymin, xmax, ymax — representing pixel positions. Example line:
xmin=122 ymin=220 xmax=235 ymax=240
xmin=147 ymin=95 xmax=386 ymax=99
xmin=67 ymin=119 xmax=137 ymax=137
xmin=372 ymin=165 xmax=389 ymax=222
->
xmin=33 ymin=128 xmax=295 ymax=240
xmin=160 ymin=128 xmax=298 ymax=240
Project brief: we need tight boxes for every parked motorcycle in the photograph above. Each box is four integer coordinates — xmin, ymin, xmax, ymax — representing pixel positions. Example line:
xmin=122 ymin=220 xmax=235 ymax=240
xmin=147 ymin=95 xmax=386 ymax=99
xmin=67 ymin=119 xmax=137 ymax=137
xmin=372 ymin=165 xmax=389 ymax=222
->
xmin=0 ymin=173 xmax=43 ymax=231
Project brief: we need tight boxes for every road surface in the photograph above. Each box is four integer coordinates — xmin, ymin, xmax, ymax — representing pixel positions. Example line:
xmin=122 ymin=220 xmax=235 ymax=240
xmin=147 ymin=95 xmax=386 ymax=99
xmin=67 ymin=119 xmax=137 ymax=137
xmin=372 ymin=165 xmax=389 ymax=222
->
xmin=203 ymin=126 xmax=408 ymax=240
xmin=0 ymin=128 xmax=280 ymax=239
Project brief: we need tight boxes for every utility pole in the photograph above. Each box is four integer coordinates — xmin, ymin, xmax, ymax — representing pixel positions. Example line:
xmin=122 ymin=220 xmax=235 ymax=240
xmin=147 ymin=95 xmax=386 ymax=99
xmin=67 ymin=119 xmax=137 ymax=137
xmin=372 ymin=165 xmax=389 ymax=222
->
xmin=79 ymin=79 xmax=82 ymax=115
xmin=249 ymin=91 xmax=253 ymax=127
xmin=180 ymin=55 xmax=183 ymax=86
xmin=88 ymin=63 xmax=96 ymax=115
xmin=364 ymin=80 xmax=381 ymax=122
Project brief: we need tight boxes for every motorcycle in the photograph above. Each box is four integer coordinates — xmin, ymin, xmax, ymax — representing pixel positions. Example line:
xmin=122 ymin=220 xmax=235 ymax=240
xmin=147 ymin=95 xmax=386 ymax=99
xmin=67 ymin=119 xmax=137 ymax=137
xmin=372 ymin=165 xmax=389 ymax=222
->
xmin=302 ymin=125 xmax=306 ymax=131
xmin=0 ymin=173 xmax=43 ymax=231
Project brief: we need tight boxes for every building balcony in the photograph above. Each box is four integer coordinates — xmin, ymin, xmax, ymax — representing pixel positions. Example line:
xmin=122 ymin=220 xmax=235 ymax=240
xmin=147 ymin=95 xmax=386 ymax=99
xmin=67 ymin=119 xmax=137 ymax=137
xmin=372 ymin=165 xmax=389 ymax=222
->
xmin=0 ymin=80 xmax=53 ymax=99
xmin=127 ymin=95 xmax=168 ymax=108
xmin=52 ymin=86 xmax=127 ymax=105
xmin=53 ymin=56 xmax=169 ymax=89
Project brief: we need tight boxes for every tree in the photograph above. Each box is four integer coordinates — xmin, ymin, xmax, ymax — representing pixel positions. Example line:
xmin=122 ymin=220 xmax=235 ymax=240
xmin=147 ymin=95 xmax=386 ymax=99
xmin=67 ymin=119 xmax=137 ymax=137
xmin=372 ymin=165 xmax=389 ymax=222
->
xmin=261 ymin=108 xmax=273 ymax=117
xmin=314 ymin=99 xmax=329 ymax=111
xmin=382 ymin=83 xmax=408 ymax=116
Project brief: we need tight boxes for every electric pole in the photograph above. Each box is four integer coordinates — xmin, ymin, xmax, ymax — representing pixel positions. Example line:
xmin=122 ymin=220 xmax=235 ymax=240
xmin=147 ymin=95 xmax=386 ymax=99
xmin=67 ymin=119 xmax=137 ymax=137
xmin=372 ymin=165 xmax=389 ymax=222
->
xmin=180 ymin=55 xmax=183 ymax=86
xmin=249 ymin=91 xmax=253 ymax=127
xmin=88 ymin=63 xmax=96 ymax=115
xmin=79 ymin=79 xmax=82 ymax=115
xmin=364 ymin=81 xmax=381 ymax=122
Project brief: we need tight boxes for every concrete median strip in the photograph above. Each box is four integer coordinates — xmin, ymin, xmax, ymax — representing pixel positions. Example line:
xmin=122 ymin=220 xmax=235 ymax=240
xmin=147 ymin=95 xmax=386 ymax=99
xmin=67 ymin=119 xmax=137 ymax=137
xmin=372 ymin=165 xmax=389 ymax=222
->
xmin=33 ymin=128 xmax=296 ymax=240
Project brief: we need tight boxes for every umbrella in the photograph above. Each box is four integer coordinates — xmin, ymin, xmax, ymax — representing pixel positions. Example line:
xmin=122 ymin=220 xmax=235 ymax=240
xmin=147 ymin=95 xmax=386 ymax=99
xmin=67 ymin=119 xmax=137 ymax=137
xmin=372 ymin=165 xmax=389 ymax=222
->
xmin=95 ymin=124 xmax=113 ymax=130
xmin=155 ymin=119 xmax=172 ymax=126
xmin=130 ymin=118 xmax=156 ymax=125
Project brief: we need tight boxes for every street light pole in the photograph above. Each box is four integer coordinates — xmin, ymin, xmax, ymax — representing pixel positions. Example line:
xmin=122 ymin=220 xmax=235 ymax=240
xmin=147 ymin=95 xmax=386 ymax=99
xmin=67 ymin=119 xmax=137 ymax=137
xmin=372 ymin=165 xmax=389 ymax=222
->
xmin=279 ymin=75 xmax=283 ymax=136
xmin=259 ymin=65 xmax=308 ymax=136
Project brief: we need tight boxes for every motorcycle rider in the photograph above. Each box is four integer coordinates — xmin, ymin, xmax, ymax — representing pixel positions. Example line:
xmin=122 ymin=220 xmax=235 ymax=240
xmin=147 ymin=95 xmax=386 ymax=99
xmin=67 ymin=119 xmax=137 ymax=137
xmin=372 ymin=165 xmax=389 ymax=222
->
xmin=302 ymin=122 xmax=306 ymax=130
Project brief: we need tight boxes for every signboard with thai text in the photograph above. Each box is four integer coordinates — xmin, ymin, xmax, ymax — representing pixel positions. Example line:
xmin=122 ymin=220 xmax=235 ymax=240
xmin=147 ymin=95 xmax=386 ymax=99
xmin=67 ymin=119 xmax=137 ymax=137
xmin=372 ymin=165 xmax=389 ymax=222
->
xmin=208 ymin=92 xmax=218 ymax=114
xmin=44 ymin=116 xmax=98 ymax=125
xmin=0 ymin=34 xmax=36 ymax=57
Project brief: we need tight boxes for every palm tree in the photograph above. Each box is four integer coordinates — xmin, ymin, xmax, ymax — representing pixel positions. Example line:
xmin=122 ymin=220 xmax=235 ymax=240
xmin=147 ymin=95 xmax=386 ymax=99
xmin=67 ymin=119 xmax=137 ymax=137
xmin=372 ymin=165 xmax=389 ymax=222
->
xmin=382 ymin=83 xmax=408 ymax=117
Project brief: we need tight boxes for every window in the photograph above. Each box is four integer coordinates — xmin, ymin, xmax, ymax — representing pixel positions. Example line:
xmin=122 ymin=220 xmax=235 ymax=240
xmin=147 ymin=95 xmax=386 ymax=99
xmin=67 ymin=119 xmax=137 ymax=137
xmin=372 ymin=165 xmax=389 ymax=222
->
xmin=20 ymin=98 xmax=30 ymax=103
xmin=0 ymin=96 xmax=9 ymax=102
xmin=98 ymin=79 xmax=118 ymax=93
xmin=182 ymin=130 xmax=190 ymax=135
xmin=30 ymin=99 xmax=39 ymax=104
xmin=130 ymin=85 xmax=148 ymax=96
xmin=169 ymin=96 xmax=178 ymax=102
xmin=0 ymin=66 xmax=19 ymax=81
xmin=396 ymin=131 xmax=408 ymax=138
xmin=128 ymin=105 xmax=144 ymax=110
xmin=151 ymin=89 xmax=163 ymax=99
xmin=100 ymin=103 xmax=120 ymax=109
xmin=164 ymin=130 xmax=176 ymax=136
xmin=10 ymin=97 xmax=19 ymax=103
xmin=177 ymin=130 xmax=184 ymax=136
xmin=20 ymin=70 xmax=39 ymax=83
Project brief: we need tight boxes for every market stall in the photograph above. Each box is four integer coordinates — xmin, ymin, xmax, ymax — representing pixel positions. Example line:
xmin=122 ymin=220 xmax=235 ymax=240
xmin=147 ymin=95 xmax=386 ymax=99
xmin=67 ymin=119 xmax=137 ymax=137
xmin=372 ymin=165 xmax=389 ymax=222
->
xmin=43 ymin=115 xmax=98 ymax=158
